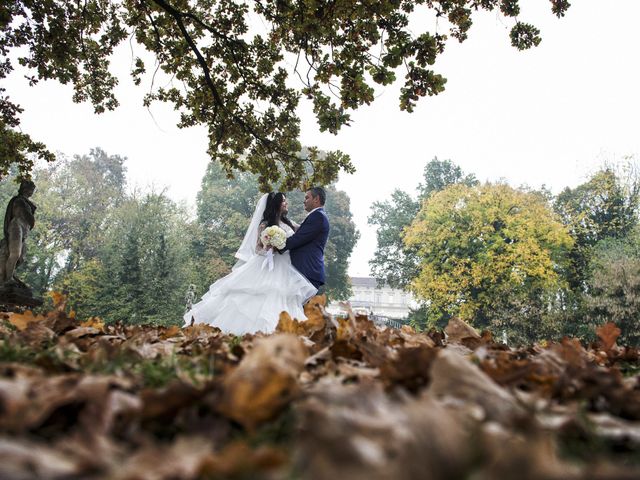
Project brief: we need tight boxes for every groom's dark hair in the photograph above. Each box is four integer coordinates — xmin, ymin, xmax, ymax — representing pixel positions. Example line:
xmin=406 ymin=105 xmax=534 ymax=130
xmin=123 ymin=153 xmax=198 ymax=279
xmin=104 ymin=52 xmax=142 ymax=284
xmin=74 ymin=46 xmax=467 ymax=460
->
xmin=308 ymin=186 xmax=326 ymax=205
xmin=262 ymin=192 xmax=294 ymax=230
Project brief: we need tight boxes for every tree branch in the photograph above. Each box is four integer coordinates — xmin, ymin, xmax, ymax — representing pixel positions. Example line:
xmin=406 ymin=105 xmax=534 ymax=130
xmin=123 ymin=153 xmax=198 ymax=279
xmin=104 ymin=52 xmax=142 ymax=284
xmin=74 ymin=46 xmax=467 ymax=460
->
xmin=148 ymin=0 xmax=301 ymax=164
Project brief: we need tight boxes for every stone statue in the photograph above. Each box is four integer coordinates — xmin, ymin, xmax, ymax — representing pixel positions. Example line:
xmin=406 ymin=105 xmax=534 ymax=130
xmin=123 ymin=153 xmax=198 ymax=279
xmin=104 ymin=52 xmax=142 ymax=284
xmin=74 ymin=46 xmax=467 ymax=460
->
xmin=184 ymin=284 xmax=197 ymax=314
xmin=0 ymin=180 xmax=42 ymax=306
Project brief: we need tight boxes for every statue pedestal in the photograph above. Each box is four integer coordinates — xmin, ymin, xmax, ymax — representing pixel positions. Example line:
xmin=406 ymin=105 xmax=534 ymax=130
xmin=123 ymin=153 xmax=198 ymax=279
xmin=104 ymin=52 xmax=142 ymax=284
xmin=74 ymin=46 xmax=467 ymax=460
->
xmin=0 ymin=284 xmax=43 ymax=308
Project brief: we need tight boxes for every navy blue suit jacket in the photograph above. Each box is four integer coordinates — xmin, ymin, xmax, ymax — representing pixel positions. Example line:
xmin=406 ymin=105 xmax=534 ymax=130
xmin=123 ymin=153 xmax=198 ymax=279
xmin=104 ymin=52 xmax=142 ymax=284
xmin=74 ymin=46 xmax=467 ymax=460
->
xmin=285 ymin=208 xmax=329 ymax=288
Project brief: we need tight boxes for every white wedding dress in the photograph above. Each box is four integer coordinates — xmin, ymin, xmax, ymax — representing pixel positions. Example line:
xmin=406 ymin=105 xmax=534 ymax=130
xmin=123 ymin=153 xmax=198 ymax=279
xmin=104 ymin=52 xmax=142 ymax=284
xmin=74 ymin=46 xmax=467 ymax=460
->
xmin=183 ymin=195 xmax=317 ymax=335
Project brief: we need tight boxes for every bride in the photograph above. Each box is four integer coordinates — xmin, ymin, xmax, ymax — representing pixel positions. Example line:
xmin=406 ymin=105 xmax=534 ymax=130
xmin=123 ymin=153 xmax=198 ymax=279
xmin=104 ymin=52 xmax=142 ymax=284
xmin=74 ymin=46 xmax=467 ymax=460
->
xmin=183 ymin=192 xmax=318 ymax=334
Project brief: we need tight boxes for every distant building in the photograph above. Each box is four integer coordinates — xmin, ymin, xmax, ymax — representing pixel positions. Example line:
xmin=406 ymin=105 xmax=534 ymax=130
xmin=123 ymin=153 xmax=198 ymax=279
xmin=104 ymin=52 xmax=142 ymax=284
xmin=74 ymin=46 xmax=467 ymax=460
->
xmin=326 ymin=276 xmax=417 ymax=320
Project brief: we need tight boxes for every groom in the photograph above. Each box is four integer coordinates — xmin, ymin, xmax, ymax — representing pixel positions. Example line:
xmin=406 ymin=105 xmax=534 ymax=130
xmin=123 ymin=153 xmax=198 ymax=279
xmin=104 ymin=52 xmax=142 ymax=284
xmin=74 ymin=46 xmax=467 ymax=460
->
xmin=282 ymin=187 xmax=330 ymax=291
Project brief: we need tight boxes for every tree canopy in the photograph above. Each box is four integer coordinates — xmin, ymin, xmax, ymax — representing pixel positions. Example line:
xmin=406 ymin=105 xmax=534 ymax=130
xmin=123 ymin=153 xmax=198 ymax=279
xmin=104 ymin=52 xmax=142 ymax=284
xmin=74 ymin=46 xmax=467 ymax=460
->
xmin=586 ymin=229 xmax=640 ymax=345
xmin=404 ymin=183 xmax=573 ymax=332
xmin=369 ymin=158 xmax=477 ymax=289
xmin=554 ymin=165 xmax=640 ymax=290
xmin=1 ymin=1 xmax=570 ymax=186
xmin=0 ymin=150 xmax=197 ymax=324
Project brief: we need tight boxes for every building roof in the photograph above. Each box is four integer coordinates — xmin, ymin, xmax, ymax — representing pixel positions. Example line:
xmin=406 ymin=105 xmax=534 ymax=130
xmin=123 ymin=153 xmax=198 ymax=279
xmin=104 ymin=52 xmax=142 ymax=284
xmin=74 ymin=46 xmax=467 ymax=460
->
xmin=350 ymin=277 xmax=378 ymax=288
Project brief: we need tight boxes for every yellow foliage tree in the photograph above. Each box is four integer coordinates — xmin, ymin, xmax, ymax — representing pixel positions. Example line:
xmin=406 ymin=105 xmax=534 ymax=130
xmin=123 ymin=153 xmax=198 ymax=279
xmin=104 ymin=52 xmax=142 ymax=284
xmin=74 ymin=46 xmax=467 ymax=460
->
xmin=404 ymin=183 xmax=573 ymax=333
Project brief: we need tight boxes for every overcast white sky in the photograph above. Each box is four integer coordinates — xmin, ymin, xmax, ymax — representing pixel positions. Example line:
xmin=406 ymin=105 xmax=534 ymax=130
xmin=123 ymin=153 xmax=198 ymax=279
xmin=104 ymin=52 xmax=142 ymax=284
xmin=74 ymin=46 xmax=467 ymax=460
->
xmin=6 ymin=1 xmax=640 ymax=276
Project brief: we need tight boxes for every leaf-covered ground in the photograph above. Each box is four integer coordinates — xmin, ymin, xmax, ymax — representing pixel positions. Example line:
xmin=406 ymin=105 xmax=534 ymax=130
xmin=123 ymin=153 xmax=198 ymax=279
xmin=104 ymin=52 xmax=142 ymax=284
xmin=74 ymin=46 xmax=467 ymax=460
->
xmin=0 ymin=295 xmax=639 ymax=479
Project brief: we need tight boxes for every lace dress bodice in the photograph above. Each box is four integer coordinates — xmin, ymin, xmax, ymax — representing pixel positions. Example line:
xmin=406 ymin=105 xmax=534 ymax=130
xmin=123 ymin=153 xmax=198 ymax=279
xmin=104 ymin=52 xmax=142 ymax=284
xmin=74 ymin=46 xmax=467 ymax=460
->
xmin=280 ymin=222 xmax=295 ymax=237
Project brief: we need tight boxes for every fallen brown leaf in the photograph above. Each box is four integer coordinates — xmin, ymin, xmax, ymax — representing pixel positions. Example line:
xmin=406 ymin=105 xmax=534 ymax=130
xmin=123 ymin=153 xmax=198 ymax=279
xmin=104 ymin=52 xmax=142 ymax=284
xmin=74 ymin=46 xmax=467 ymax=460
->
xmin=444 ymin=317 xmax=481 ymax=344
xmin=7 ymin=310 xmax=46 ymax=331
xmin=429 ymin=349 xmax=524 ymax=423
xmin=217 ymin=334 xmax=307 ymax=430
xmin=596 ymin=322 xmax=622 ymax=353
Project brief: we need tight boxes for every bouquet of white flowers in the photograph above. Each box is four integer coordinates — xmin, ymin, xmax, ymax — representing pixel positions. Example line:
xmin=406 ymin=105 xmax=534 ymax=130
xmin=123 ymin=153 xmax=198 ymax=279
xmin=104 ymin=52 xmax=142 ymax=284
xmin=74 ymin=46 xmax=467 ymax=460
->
xmin=259 ymin=225 xmax=286 ymax=271
xmin=260 ymin=225 xmax=287 ymax=250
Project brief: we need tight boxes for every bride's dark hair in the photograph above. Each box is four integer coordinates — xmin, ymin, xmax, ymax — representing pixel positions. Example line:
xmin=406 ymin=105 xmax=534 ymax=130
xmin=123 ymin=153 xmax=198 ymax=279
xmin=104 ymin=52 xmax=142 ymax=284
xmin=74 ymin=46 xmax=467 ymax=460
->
xmin=262 ymin=192 xmax=294 ymax=230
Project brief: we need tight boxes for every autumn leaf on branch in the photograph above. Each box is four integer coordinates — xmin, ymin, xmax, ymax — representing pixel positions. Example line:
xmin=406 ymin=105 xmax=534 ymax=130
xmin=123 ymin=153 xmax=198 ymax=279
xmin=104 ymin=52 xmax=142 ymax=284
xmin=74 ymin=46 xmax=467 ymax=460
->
xmin=1 ymin=1 xmax=570 ymax=186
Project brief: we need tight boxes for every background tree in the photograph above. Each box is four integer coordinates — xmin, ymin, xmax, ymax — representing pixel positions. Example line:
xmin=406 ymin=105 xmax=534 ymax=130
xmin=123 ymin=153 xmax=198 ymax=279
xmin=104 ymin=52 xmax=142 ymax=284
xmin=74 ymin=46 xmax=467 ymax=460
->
xmin=555 ymin=164 xmax=640 ymax=291
xmin=369 ymin=158 xmax=477 ymax=289
xmin=583 ymin=228 xmax=640 ymax=345
xmin=416 ymin=159 xmax=479 ymax=200
xmin=405 ymin=183 xmax=573 ymax=342
xmin=1 ymin=1 xmax=570 ymax=183
xmin=0 ymin=149 xmax=128 ymax=295
xmin=49 ymin=148 xmax=127 ymax=272
xmin=73 ymin=192 xmax=195 ymax=325
xmin=369 ymin=190 xmax=421 ymax=291
xmin=0 ymin=149 xmax=195 ymax=325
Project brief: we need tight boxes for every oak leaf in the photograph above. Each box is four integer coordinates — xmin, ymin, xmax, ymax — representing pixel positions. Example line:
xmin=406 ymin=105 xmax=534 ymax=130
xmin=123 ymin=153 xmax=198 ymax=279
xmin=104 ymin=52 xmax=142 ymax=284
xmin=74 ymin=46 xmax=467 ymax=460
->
xmin=48 ymin=291 xmax=67 ymax=310
xmin=7 ymin=310 xmax=46 ymax=331
xmin=429 ymin=349 xmax=524 ymax=423
xmin=276 ymin=311 xmax=308 ymax=336
xmin=80 ymin=316 xmax=105 ymax=332
xmin=200 ymin=441 xmax=287 ymax=477
xmin=444 ymin=318 xmax=481 ymax=345
xmin=113 ymin=436 xmax=214 ymax=480
xmin=596 ymin=322 xmax=621 ymax=353
xmin=217 ymin=334 xmax=306 ymax=430
xmin=160 ymin=325 xmax=183 ymax=339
